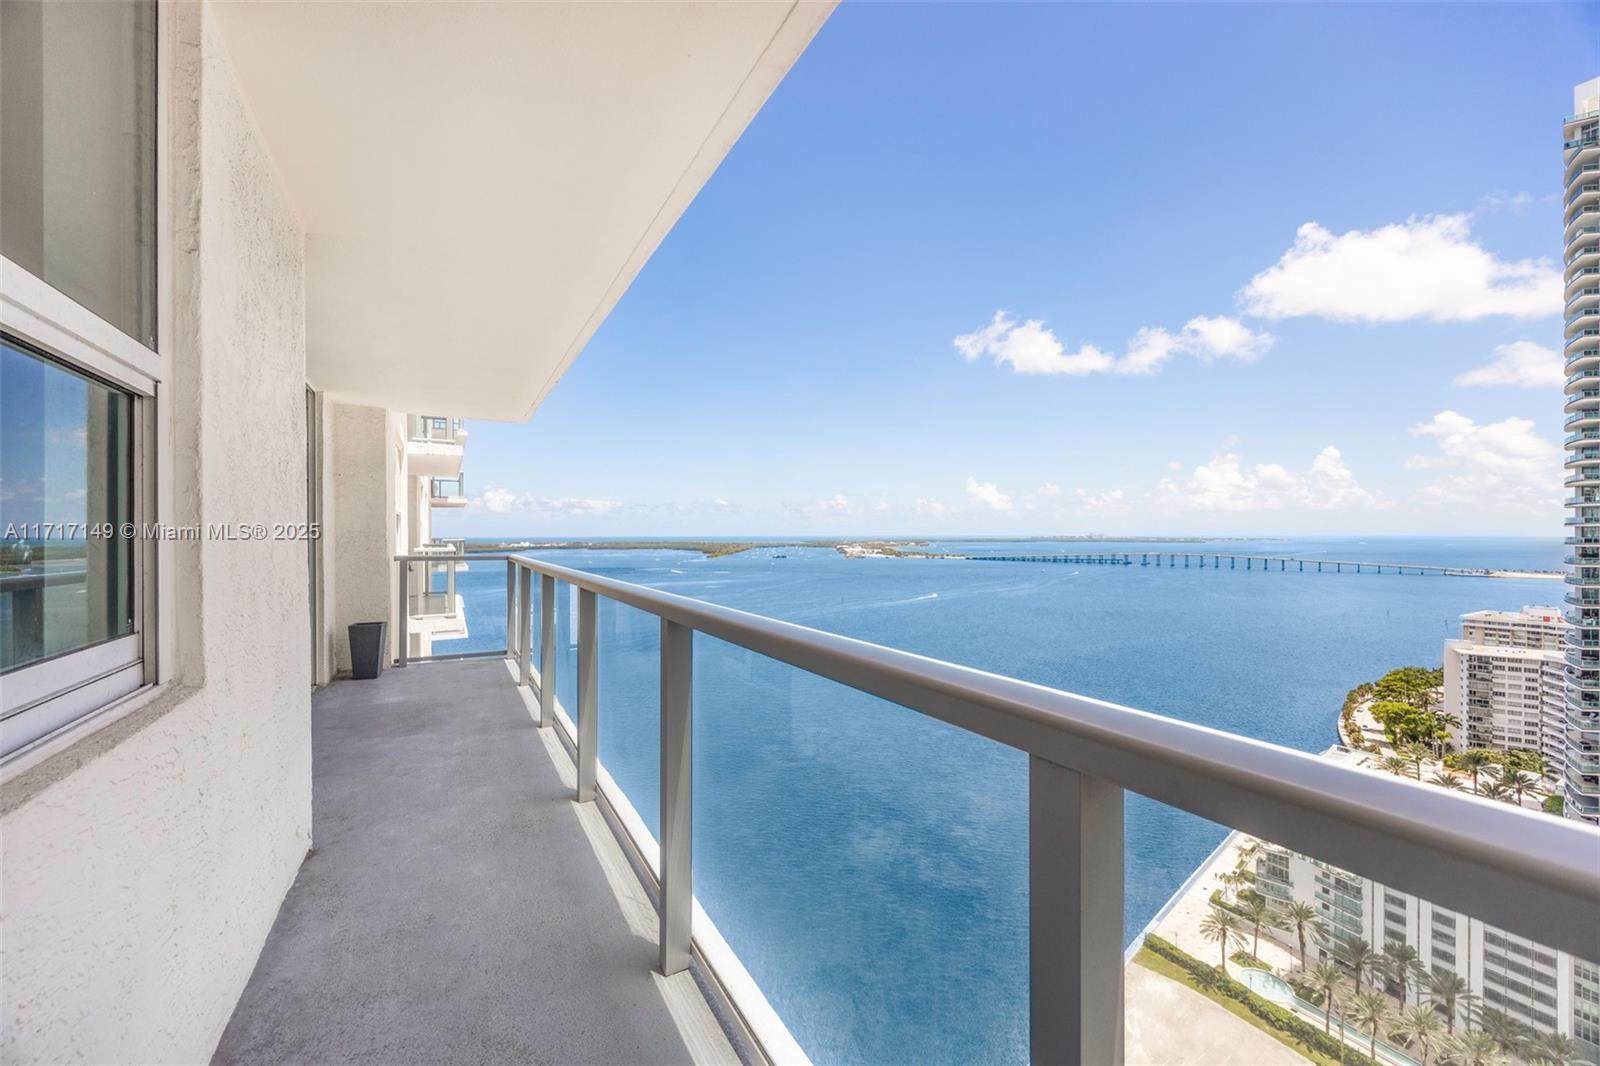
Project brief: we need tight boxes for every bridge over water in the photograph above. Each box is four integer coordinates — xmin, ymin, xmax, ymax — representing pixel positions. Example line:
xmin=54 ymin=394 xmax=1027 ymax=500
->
xmin=964 ymin=552 xmax=1493 ymax=576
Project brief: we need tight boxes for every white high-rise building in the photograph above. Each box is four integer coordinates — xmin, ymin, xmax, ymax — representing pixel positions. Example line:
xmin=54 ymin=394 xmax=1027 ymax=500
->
xmin=1563 ymin=77 xmax=1600 ymax=825
xmin=1443 ymin=607 xmax=1567 ymax=775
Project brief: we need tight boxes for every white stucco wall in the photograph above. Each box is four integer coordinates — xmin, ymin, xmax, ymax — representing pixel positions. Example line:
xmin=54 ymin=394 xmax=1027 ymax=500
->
xmin=329 ymin=403 xmax=396 ymax=673
xmin=0 ymin=6 xmax=312 ymax=1062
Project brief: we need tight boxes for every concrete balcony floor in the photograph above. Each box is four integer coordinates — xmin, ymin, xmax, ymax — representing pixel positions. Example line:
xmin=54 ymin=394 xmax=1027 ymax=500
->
xmin=213 ymin=659 xmax=728 ymax=1065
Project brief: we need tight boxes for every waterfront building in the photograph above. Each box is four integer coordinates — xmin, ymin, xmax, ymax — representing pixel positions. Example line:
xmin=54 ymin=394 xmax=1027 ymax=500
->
xmin=0 ymin=8 xmax=1595 ymax=1065
xmin=1443 ymin=607 xmax=1567 ymax=776
xmin=1564 ymin=77 xmax=1600 ymax=825
xmin=1254 ymin=753 xmax=1600 ymax=1059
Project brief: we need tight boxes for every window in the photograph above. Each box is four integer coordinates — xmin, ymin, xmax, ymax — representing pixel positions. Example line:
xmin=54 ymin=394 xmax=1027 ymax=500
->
xmin=1 ymin=0 xmax=157 ymax=759
xmin=1 ymin=0 xmax=157 ymax=347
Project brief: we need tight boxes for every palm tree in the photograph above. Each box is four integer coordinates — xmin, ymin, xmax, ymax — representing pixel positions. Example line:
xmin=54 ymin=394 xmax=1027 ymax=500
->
xmin=1478 ymin=1008 xmax=1535 ymax=1062
xmin=1307 ymin=961 xmax=1346 ymax=1034
xmin=1500 ymin=769 xmax=1537 ymax=805
xmin=1347 ymin=990 xmax=1393 ymax=1062
xmin=1457 ymin=749 xmax=1494 ymax=793
xmin=1199 ymin=905 xmax=1243 ymax=973
xmin=1429 ymin=771 xmax=1466 ymax=791
xmin=1241 ymin=893 xmax=1278 ymax=957
xmin=1380 ymin=942 xmax=1423 ymax=1005
xmin=1280 ymin=900 xmax=1320 ymax=967
xmin=1391 ymin=1004 xmax=1447 ymax=1066
xmin=1426 ymin=969 xmax=1473 ymax=1033
xmin=1399 ymin=741 xmax=1429 ymax=779
xmin=1529 ymin=1032 xmax=1588 ymax=1066
xmin=1336 ymin=936 xmax=1375 ymax=994
xmin=1234 ymin=838 xmax=1261 ymax=868
xmin=1380 ymin=754 xmax=1410 ymax=776
xmin=1446 ymin=1030 xmax=1504 ymax=1066
xmin=1479 ymin=779 xmax=1513 ymax=802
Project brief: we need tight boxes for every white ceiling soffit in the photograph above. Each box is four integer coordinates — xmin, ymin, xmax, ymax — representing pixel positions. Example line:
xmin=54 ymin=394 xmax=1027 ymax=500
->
xmin=212 ymin=1 xmax=834 ymax=421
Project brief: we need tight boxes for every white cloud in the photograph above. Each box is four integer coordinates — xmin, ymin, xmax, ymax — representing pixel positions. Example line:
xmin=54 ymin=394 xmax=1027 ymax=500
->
xmin=1479 ymin=190 xmax=1533 ymax=215
xmin=955 ymin=311 xmax=1271 ymax=377
xmin=1037 ymin=482 xmax=1062 ymax=496
xmin=913 ymin=497 xmax=948 ymax=516
xmin=1074 ymin=488 xmax=1128 ymax=512
xmin=1453 ymin=341 xmax=1562 ymax=388
xmin=1407 ymin=410 xmax=1561 ymax=508
xmin=1153 ymin=446 xmax=1380 ymax=512
xmin=1239 ymin=214 xmax=1559 ymax=322
xmin=966 ymin=476 xmax=1014 ymax=512
xmin=473 ymin=484 xmax=621 ymax=516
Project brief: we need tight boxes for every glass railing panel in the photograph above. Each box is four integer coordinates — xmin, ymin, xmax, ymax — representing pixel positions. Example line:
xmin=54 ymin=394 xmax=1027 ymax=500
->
xmin=1128 ymin=775 xmax=1599 ymax=1066
xmin=554 ymin=579 xmax=579 ymax=724
xmin=691 ymin=633 xmax=1027 ymax=1065
xmin=593 ymin=597 xmax=661 ymax=832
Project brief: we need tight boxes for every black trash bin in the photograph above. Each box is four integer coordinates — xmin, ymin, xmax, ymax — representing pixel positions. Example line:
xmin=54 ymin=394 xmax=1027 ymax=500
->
xmin=348 ymin=621 xmax=388 ymax=680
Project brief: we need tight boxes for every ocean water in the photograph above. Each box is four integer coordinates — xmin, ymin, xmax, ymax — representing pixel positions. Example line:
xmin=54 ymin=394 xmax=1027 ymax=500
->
xmin=433 ymin=536 xmax=1563 ymax=1065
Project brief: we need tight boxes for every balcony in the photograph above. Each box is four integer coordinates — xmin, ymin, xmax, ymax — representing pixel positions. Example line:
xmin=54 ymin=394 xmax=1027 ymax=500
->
xmin=213 ymin=658 xmax=709 ymax=1064
xmin=429 ymin=475 xmax=467 ymax=508
xmin=303 ymin=551 xmax=1597 ymax=1065
xmin=405 ymin=415 xmax=467 ymax=477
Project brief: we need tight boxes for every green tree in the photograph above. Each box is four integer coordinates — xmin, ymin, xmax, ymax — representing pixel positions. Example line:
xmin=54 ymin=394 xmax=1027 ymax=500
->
xmin=1429 ymin=771 xmax=1466 ymax=791
xmin=1478 ymin=1008 xmax=1535 ymax=1061
xmin=1336 ymin=936 xmax=1376 ymax=994
xmin=1375 ymin=666 xmax=1443 ymax=710
xmin=1391 ymin=1004 xmax=1447 ymax=1066
xmin=1479 ymin=779 xmax=1513 ymax=802
xmin=1529 ymin=1032 xmax=1589 ymax=1066
xmin=1446 ymin=1029 xmax=1504 ymax=1066
xmin=1543 ymin=794 xmax=1565 ymax=816
xmin=1380 ymin=942 xmax=1424 ymax=1005
xmin=1307 ymin=961 xmax=1347 ymax=1035
xmin=1199 ymin=906 xmax=1243 ymax=973
xmin=1280 ymin=900 xmax=1321 ymax=967
xmin=1241 ymin=893 xmax=1279 ymax=957
xmin=1426 ymin=969 xmax=1473 ymax=1033
xmin=1348 ymin=990 xmax=1393 ymax=1062
xmin=1399 ymin=741 xmax=1431 ymax=778
xmin=1456 ymin=749 xmax=1496 ymax=793
xmin=1380 ymin=754 xmax=1411 ymax=776
xmin=1500 ymin=769 xmax=1538 ymax=805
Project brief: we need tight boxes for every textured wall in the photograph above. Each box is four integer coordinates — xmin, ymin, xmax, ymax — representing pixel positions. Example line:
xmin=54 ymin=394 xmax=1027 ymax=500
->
xmin=0 ymin=6 xmax=312 ymax=1061
xmin=330 ymin=403 xmax=396 ymax=673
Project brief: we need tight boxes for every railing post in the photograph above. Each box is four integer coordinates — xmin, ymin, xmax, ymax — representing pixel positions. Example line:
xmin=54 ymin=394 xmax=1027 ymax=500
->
xmin=517 ymin=565 xmax=532 ymax=688
xmin=575 ymin=588 xmax=598 ymax=802
xmin=1029 ymin=755 xmax=1124 ymax=1066
xmin=396 ymin=561 xmax=408 ymax=668
xmin=659 ymin=620 xmax=693 ymax=975
xmin=539 ymin=574 xmax=556 ymax=728
xmin=505 ymin=560 xmax=517 ymax=660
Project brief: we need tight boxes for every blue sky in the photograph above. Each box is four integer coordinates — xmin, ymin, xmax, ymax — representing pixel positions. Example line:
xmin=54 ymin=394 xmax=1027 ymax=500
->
xmin=440 ymin=2 xmax=1600 ymax=539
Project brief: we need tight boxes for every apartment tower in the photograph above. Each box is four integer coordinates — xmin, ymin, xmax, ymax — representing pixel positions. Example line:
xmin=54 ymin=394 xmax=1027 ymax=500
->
xmin=1443 ymin=607 xmax=1566 ymax=776
xmin=1564 ymin=77 xmax=1600 ymax=825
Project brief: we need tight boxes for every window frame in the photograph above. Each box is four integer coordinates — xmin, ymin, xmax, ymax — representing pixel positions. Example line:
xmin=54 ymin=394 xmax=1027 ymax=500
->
xmin=0 ymin=265 xmax=160 ymax=760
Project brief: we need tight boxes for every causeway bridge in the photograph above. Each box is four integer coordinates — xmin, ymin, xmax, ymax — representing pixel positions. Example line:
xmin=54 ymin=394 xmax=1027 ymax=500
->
xmin=964 ymin=552 xmax=1494 ymax=576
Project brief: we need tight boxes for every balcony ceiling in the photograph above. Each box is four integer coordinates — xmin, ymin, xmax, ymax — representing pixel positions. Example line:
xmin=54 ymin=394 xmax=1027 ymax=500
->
xmin=212 ymin=1 xmax=833 ymax=421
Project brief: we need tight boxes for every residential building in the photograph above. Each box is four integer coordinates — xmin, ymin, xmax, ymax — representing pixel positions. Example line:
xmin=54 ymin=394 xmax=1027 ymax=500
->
xmin=1443 ymin=607 xmax=1567 ymax=775
xmin=0 ymin=7 xmax=1595 ymax=1065
xmin=1254 ymin=752 xmax=1600 ymax=1061
xmin=1566 ymin=77 xmax=1600 ymax=825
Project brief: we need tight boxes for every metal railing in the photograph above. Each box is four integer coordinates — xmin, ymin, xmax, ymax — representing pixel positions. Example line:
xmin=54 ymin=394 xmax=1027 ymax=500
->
xmin=407 ymin=414 xmax=463 ymax=444
xmin=391 ymin=552 xmax=1600 ymax=1066
xmin=429 ymin=476 xmax=466 ymax=501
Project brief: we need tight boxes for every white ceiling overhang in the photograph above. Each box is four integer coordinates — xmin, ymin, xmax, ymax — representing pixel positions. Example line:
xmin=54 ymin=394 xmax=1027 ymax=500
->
xmin=212 ymin=1 xmax=833 ymax=421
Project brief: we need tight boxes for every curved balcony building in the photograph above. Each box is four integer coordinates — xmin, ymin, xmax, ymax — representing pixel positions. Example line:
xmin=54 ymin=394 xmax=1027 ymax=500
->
xmin=1564 ymin=78 xmax=1600 ymax=826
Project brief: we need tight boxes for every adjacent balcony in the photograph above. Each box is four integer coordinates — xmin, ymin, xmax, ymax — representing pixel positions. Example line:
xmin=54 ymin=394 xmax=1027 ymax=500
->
xmin=405 ymin=415 xmax=467 ymax=477
xmin=429 ymin=475 xmax=467 ymax=508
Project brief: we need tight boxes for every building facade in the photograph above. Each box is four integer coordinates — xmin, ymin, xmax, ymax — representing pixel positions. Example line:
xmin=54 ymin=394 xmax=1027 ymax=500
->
xmin=1564 ymin=77 xmax=1600 ymax=826
xmin=1254 ymin=749 xmax=1600 ymax=1061
xmin=1443 ymin=607 xmax=1567 ymax=776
